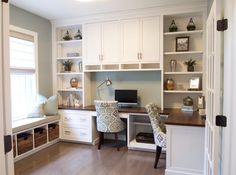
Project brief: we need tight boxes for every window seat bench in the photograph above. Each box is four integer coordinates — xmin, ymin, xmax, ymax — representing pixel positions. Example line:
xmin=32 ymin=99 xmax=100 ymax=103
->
xmin=12 ymin=115 xmax=60 ymax=162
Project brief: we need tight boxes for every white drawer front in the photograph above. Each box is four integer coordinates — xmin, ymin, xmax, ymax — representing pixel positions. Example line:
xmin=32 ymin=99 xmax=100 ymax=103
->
xmin=61 ymin=127 xmax=92 ymax=142
xmin=60 ymin=111 xmax=91 ymax=128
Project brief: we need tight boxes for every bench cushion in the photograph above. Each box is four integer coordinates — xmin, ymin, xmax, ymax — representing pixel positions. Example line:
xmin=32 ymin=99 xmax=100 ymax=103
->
xmin=13 ymin=115 xmax=60 ymax=133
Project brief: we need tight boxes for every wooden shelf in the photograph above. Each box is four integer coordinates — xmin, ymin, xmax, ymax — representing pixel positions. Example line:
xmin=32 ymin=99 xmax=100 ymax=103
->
xmin=57 ymin=40 xmax=82 ymax=44
xmin=164 ymin=51 xmax=203 ymax=55
xmin=164 ymin=30 xmax=203 ymax=36
xmin=164 ymin=90 xmax=203 ymax=94
xmin=164 ymin=71 xmax=203 ymax=75
xmin=57 ymin=72 xmax=83 ymax=75
xmin=57 ymin=88 xmax=83 ymax=92
xmin=56 ymin=57 xmax=82 ymax=60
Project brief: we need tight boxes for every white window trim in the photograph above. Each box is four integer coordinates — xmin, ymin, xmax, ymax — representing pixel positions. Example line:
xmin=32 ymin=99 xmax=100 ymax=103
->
xmin=10 ymin=25 xmax=39 ymax=96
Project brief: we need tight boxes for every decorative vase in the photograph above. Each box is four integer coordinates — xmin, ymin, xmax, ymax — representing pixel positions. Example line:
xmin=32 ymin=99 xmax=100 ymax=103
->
xmin=183 ymin=96 xmax=193 ymax=106
xmin=187 ymin=65 xmax=194 ymax=72
xmin=70 ymin=77 xmax=79 ymax=88
xmin=170 ymin=59 xmax=177 ymax=72
xmin=62 ymin=30 xmax=72 ymax=41
xmin=74 ymin=29 xmax=82 ymax=40
xmin=169 ymin=20 xmax=178 ymax=32
xmin=187 ymin=18 xmax=196 ymax=31
xmin=165 ymin=78 xmax=175 ymax=90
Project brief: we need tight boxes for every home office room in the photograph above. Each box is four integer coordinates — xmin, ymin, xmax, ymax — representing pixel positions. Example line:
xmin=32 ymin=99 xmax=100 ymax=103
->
xmin=1 ymin=0 xmax=236 ymax=175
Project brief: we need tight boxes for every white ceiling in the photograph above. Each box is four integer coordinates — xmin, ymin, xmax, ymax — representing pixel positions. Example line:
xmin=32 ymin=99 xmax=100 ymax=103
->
xmin=10 ymin=0 xmax=205 ymax=21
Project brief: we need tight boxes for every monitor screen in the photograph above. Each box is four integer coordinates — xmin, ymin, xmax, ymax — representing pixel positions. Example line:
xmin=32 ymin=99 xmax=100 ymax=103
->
xmin=115 ymin=89 xmax=138 ymax=106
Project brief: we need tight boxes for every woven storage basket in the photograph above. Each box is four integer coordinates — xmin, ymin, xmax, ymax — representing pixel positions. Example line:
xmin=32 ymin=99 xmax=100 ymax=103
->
xmin=48 ymin=124 xmax=59 ymax=141
xmin=34 ymin=128 xmax=47 ymax=148
xmin=17 ymin=133 xmax=33 ymax=155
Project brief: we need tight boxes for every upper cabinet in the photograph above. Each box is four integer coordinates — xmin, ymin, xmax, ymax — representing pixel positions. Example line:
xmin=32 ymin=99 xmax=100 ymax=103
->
xmin=122 ymin=18 xmax=140 ymax=62
xmin=122 ymin=16 xmax=160 ymax=63
xmin=141 ymin=17 xmax=160 ymax=63
xmin=102 ymin=21 xmax=121 ymax=63
xmin=84 ymin=16 xmax=161 ymax=72
xmin=84 ymin=23 xmax=101 ymax=65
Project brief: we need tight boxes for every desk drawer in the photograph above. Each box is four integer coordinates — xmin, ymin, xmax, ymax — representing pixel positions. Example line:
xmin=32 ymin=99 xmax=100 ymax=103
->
xmin=61 ymin=127 xmax=92 ymax=142
xmin=61 ymin=112 xmax=91 ymax=128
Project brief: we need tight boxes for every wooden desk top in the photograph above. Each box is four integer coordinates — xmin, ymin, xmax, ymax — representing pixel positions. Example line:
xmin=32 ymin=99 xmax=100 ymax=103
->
xmin=58 ymin=105 xmax=205 ymax=127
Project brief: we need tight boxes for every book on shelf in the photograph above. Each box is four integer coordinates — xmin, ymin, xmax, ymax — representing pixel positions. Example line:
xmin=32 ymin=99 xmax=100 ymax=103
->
xmin=181 ymin=105 xmax=197 ymax=112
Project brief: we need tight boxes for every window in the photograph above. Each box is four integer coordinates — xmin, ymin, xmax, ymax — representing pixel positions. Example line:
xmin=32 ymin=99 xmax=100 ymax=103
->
xmin=10 ymin=27 xmax=38 ymax=121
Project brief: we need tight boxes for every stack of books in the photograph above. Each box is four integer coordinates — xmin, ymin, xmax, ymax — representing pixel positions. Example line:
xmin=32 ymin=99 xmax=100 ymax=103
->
xmin=181 ymin=105 xmax=196 ymax=112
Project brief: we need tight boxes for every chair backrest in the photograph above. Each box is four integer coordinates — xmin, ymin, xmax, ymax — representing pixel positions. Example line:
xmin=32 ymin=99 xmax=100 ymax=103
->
xmin=94 ymin=100 xmax=124 ymax=133
xmin=145 ymin=103 xmax=166 ymax=147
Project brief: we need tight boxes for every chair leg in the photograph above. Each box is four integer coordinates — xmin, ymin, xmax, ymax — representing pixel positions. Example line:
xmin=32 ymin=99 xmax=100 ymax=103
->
xmin=114 ymin=133 xmax=120 ymax=151
xmin=154 ymin=145 xmax=162 ymax=169
xmin=98 ymin=132 xmax=103 ymax=150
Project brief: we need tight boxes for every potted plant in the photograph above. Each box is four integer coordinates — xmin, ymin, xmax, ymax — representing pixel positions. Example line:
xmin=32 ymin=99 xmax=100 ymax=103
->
xmin=62 ymin=60 xmax=73 ymax=72
xmin=184 ymin=58 xmax=196 ymax=72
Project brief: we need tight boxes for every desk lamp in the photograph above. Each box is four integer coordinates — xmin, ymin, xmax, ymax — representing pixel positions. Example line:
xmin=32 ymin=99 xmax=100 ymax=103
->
xmin=97 ymin=77 xmax=112 ymax=88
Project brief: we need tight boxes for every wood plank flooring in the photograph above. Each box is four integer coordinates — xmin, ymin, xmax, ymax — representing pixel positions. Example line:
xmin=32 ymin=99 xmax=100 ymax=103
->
xmin=15 ymin=142 xmax=165 ymax=175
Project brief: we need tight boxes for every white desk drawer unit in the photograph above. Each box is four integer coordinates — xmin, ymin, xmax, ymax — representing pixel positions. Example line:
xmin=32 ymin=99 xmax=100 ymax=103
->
xmin=59 ymin=110 xmax=97 ymax=143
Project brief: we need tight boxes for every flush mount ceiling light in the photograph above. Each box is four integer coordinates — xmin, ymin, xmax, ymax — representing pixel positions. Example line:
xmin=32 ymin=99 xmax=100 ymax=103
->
xmin=75 ymin=0 xmax=93 ymax=2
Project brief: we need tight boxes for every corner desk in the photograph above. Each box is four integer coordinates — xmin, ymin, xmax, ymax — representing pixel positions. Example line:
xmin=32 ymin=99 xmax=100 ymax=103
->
xmin=58 ymin=106 xmax=205 ymax=175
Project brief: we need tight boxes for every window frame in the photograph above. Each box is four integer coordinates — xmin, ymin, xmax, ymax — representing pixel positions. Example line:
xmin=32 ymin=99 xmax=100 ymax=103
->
xmin=10 ymin=25 xmax=39 ymax=120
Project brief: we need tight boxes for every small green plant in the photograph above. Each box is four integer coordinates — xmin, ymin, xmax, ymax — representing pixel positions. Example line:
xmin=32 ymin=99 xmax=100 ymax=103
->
xmin=184 ymin=58 xmax=197 ymax=66
xmin=62 ymin=60 xmax=73 ymax=71
xmin=184 ymin=59 xmax=197 ymax=72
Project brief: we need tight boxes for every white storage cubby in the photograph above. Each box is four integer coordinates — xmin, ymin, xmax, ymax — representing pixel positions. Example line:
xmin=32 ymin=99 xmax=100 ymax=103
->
xmin=55 ymin=24 xmax=85 ymax=107
xmin=13 ymin=121 xmax=59 ymax=162
xmin=163 ymin=12 xmax=205 ymax=109
xmin=128 ymin=114 xmax=156 ymax=151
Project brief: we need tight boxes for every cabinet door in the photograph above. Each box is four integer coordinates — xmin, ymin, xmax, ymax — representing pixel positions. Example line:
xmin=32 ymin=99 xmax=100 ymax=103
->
xmin=122 ymin=19 xmax=140 ymax=62
xmin=84 ymin=23 xmax=101 ymax=64
xmin=101 ymin=21 xmax=121 ymax=63
xmin=140 ymin=16 xmax=160 ymax=63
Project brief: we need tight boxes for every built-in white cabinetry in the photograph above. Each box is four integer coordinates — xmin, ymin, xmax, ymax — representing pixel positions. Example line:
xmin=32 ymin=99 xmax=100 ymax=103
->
xmin=55 ymin=25 xmax=84 ymax=107
xmin=163 ymin=13 xmax=204 ymax=109
xmin=84 ymin=21 xmax=121 ymax=65
xmin=59 ymin=110 xmax=98 ymax=144
xmin=122 ymin=16 xmax=160 ymax=63
xmin=122 ymin=18 xmax=140 ymax=62
xmin=84 ymin=16 xmax=161 ymax=71
xmin=84 ymin=23 xmax=101 ymax=65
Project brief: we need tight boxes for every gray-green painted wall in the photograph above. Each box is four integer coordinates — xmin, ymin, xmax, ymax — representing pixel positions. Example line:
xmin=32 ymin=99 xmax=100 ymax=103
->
xmin=208 ymin=0 xmax=213 ymax=15
xmin=10 ymin=5 xmax=52 ymax=97
xmin=90 ymin=71 xmax=162 ymax=107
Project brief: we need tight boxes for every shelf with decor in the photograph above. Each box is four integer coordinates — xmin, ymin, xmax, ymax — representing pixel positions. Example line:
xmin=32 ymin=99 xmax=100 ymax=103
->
xmin=54 ymin=25 xmax=84 ymax=108
xmin=164 ymin=30 xmax=203 ymax=35
xmin=163 ymin=12 xmax=205 ymax=109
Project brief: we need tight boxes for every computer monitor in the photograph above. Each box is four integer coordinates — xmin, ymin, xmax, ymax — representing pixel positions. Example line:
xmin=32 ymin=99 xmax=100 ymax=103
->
xmin=115 ymin=89 xmax=138 ymax=107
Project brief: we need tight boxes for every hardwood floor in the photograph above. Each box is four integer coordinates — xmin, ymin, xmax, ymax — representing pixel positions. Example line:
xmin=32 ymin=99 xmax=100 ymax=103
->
xmin=15 ymin=142 xmax=165 ymax=175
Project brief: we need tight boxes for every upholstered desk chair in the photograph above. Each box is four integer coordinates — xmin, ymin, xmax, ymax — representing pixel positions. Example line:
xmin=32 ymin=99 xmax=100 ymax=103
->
xmin=145 ymin=103 xmax=166 ymax=169
xmin=94 ymin=100 xmax=126 ymax=151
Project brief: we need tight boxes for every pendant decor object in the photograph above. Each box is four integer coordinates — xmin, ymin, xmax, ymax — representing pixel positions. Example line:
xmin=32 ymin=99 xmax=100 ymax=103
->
xmin=74 ymin=29 xmax=82 ymax=40
xmin=183 ymin=96 xmax=193 ymax=106
xmin=70 ymin=77 xmax=79 ymax=88
xmin=169 ymin=20 xmax=178 ymax=32
xmin=62 ymin=30 xmax=72 ymax=41
xmin=165 ymin=78 xmax=175 ymax=90
xmin=170 ymin=59 xmax=177 ymax=72
xmin=187 ymin=18 xmax=196 ymax=31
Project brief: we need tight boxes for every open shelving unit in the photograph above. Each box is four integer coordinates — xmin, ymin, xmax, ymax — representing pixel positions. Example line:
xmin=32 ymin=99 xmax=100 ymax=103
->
xmin=163 ymin=12 xmax=205 ymax=109
xmin=55 ymin=25 xmax=84 ymax=107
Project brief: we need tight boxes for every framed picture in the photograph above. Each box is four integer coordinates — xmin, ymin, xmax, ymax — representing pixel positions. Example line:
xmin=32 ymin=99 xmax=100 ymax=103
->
xmin=176 ymin=36 xmax=189 ymax=52
xmin=189 ymin=77 xmax=201 ymax=90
